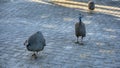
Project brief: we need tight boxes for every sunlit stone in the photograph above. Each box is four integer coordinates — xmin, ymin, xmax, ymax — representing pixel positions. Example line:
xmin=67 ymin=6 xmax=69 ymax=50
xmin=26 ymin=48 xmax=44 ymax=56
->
xmin=103 ymin=28 xmax=116 ymax=32
xmin=42 ymin=24 xmax=57 ymax=29
xmin=63 ymin=17 xmax=73 ymax=21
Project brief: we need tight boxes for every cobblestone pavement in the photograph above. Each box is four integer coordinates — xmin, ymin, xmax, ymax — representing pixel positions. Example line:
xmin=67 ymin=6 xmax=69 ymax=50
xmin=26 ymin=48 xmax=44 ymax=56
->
xmin=0 ymin=0 xmax=120 ymax=68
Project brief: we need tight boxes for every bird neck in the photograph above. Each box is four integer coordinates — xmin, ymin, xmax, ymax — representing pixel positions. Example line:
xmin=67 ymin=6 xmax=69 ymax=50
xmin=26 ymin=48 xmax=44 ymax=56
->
xmin=79 ymin=18 xmax=82 ymax=24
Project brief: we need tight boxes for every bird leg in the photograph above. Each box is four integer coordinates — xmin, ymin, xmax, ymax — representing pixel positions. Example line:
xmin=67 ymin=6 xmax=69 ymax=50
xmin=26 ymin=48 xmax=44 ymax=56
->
xmin=75 ymin=37 xmax=79 ymax=44
xmin=80 ymin=37 xmax=84 ymax=45
xmin=89 ymin=10 xmax=92 ymax=14
xmin=36 ymin=51 xmax=39 ymax=56
xmin=89 ymin=10 xmax=94 ymax=14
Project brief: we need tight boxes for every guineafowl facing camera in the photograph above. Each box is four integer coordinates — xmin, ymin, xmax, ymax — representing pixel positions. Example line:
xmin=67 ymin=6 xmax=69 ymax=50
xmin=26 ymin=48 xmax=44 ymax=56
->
xmin=75 ymin=14 xmax=86 ymax=45
xmin=88 ymin=0 xmax=95 ymax=13
xmin=24 ymin=31 xmax=46 ymax=59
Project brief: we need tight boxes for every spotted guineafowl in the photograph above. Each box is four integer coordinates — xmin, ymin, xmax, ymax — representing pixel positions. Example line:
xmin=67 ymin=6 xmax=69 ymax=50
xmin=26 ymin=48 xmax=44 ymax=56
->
xmin=88 ymin=0 xmax=95 ymax=13
xmin=75 ymin=14 xmax=86 ymax=45
xmin=24 ymin=31 xmax=46 ymax=59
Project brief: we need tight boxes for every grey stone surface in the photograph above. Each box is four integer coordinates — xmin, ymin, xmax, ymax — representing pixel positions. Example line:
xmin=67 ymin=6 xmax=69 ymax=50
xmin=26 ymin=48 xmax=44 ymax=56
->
xmin=0 ymin=0 xmax=120 ymax=68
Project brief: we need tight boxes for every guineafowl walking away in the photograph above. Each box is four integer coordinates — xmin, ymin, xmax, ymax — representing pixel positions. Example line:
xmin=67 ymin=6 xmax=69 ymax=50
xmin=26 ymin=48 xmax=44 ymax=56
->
xmin=88 ymin=0 xmax=95 ymax=13
xmin=24 ymin=31 xmax=46 ymax=59
xmin=75 ymin=14 xmax=86 ymax=45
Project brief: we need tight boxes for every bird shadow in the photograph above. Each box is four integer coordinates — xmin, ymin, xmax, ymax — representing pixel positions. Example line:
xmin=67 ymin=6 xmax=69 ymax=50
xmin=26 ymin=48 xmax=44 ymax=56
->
xmin=25 ymin=53 xmax=47 ymax=61
xmin=74 ymin=41 xmax=84 ymax=45
xmin=36 ymin=54 xmax=47 ymax=60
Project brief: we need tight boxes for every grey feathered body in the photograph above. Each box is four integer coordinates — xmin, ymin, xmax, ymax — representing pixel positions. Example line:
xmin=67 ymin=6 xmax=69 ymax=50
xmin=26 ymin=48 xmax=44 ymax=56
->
xmin=75 ymin=22 xmax=86 ymax=38
xmin=88 ymin=1 xmax=95 ymax=10
xmin=26 ymin=31 xmax=46 ymax=52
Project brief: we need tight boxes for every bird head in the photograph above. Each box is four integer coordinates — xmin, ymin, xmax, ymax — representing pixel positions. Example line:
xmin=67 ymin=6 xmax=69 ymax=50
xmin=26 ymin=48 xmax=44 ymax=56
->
xmin=24 ymin=40 xmax=28 ymax=46
xmin=79 ymin=14 xmax=83 ymax=22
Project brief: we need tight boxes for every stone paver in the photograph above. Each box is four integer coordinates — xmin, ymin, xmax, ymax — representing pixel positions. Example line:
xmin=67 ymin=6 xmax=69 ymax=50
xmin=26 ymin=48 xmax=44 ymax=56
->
xmin=0 ymin=0 xmax=120 ymax=68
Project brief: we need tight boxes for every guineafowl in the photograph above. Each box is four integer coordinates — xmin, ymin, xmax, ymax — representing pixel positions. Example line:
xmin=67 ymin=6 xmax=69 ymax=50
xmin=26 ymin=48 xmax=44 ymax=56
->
xmin=75 ymin=14 xmax=86 ymax=45
xmin=88 ymin=0 xmax=95 ymax=13
xmin=24 ymin=31 xmax=46 ymax=59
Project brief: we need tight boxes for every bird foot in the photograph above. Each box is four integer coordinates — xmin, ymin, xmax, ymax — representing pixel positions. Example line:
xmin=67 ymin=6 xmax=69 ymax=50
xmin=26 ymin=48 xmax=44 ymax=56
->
xmin=75 ymin=41 xmax=79 ymax=44
xmin=79 ymin=42 xmax=84 ymax=45
xmin=32 ymin=53 xmax=37 ymax=59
